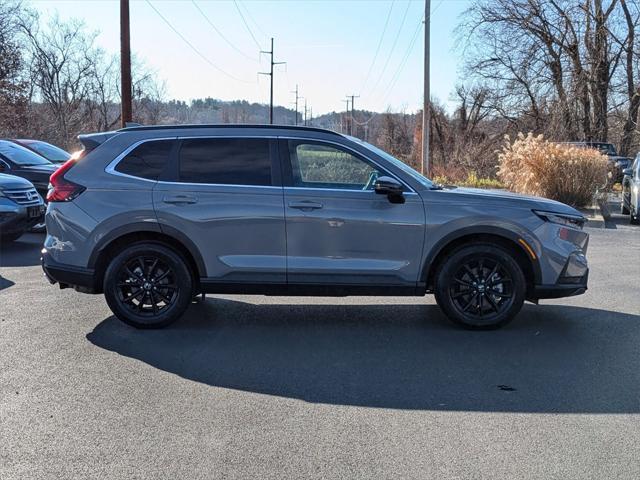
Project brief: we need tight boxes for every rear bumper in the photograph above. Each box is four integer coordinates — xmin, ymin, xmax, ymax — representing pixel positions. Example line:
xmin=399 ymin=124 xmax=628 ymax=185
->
xmin=41 ymin=248 xmax=98 ymax=293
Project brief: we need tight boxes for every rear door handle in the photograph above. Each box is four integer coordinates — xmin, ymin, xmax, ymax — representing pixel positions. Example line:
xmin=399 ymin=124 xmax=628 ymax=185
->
xmin=288 ymin=200 xmax=323 ymax=211
xmin=163 ymin=194 xmax=198 ymax=205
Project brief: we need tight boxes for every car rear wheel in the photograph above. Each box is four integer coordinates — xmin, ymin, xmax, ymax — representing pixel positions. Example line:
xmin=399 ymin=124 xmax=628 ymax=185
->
xmin=103 ymin=243 xmax=193 ymax=329
xmin=621 ymin=195 xmax=630 ymax=215
xmin=434 ymin=244 xmax=526 ymax=330
xmin=631 ymin=207 xmax=640 ymax=225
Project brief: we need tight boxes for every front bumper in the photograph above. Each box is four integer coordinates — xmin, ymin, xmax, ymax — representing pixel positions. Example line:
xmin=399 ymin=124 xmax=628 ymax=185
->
xmin=531 ymin=269 xmax=589 ymax=300
xmin=0 ymin=203 xmax=45 ymax=235
xmin=41 ymin=248 xmax=98 ymax=293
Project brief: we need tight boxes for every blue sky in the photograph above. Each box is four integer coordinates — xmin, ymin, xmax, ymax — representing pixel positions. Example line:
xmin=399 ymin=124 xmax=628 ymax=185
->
xmin=31 ymin=0 xmax=471 ymax=115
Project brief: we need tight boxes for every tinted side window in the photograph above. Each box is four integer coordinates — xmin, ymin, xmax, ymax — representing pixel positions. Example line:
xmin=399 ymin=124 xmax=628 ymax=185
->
xmin=179 ymin=138 xmax=271 ymax=186
xmin=115 ymin=140 xmax=172 ymax=180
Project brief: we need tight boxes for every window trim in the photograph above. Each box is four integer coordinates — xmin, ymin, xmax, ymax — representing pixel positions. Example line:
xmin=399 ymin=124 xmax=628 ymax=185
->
xmin=278 ymin=137 xmax=414 ymax=194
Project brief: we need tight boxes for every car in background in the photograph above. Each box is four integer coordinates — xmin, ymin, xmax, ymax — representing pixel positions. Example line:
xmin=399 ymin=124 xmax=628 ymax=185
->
xmin=8 ymin=139 xmax=71 ymax=164
xmin=0 ymin=140 xmax=59 ymax=232
xmin=0 ymin=140 xmax=58 ymax=198
xmin=0 ymin=173 xmax=45 ymax=243
xmin=567 ymin=141 xmax=632 ymax=183
xmin=621 ymin=155 xmax=639 ymax=224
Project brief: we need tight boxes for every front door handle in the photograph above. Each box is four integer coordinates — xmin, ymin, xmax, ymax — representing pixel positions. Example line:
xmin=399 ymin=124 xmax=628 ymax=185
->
xmin=163 ymin=194 xmax=198 ymax=205
xmin=288 ymin=200 xmax=323 ymax=211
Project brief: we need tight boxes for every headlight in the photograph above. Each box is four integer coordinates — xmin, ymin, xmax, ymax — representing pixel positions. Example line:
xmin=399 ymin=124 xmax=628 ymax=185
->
xmin=533 ymin=210 xmax=586 ymax=229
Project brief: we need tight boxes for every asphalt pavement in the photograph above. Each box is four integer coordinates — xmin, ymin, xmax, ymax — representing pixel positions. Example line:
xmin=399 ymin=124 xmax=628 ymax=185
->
xmin=1 ymin=217 xmax=639 ymax=479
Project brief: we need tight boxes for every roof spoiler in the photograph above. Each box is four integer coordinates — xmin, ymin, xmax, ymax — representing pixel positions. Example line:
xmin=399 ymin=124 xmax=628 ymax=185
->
xmin=77 ymin=132 xmax=117 ymax=152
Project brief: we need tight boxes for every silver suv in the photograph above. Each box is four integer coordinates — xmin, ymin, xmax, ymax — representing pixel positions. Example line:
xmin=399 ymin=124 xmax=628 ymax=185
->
xmin=42 ymin=125 xmax=589 ymax=329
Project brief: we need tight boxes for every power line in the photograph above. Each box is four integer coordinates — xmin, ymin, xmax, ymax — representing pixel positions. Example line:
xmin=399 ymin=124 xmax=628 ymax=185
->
xmin=360 ymin=0 xmax=395 ymax=92
xmin=233 ymin=0 xmax=262 ymax=50
xmin=355 ymin=0 xmax=444 ymax=128
xmin=237 ymin=0 xmax=269 ymax=40
xmin=145 ymin=0 xmax=253 ymax=84
xmin=382 ymin=0 xmax=443 ymax=104
xmin=191 ymin=0 xmax=258 ymax=62
xmin=367 ymin=0 xmax=412 ymax=96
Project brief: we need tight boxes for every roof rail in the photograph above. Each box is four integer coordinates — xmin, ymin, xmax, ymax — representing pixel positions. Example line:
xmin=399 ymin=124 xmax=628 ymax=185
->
xmin=116 ymin=123 xmax=343 ymax=137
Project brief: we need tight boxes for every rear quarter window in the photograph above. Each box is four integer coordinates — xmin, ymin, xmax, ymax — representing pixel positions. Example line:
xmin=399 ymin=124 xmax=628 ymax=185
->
xmin=115 ymin=140 xmax=173 ymax=180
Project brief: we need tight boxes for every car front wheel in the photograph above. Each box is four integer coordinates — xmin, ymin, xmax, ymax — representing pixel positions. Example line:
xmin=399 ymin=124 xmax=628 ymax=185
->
xmin=103 ymin=243 xmax=193 ymax=329
xmin=434 ymin=244 xmax=526 ymax=329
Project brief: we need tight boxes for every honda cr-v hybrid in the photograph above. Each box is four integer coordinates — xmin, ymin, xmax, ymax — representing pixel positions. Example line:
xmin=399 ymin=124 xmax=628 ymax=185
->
xmin=42 ymin=125 xmax=589 ymax=330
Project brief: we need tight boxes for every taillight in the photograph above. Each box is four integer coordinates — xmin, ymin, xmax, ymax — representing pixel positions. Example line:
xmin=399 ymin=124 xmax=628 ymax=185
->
xmin=47 ymin=159 xmax=85 ymax=202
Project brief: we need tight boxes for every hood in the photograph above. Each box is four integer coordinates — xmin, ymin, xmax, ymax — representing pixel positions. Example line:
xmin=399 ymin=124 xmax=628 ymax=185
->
xmin=15 ymin=163 xmax=58 ymax=174
xmin=0 ymin=172 xmax=36 ymax=190
xmin=440 ymin=187 xmax=583 ymax=216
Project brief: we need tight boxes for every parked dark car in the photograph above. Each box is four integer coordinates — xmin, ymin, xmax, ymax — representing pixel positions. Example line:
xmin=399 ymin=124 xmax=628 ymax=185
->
xmin=0 ymin=140 xmax=58 ymax=200
xmin=621 ymin=154 xmax=639 ymax=224
xmin=0 ymin=173 xmax=45 ymax=243
xmin=8 ymin=139 xmax=71 ymax=164
xmin=567 ymin=141 xmax=632 ymax=183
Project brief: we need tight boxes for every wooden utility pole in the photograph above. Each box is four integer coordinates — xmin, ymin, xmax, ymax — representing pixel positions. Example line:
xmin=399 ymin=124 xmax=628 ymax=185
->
xmin=303 ymin=99 xmax=308 ymax=126
xmin=346 ymin=94 xmax=359 ymax=136
xmin=291 ymin=84 xmax=302 ymax=125
xmin=120 ymin=0 xmax=132 ymax=128
xmin=421 ymin=0 xmax=431 ymax=176
xmin=342 ymin=98 xmax=350 ymax=134
xmin=259 ymin=37 xmax=286 ymax=124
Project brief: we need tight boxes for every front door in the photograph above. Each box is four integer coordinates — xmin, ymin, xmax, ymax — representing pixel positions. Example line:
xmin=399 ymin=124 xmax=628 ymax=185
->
xmin=281 ymin=140 xmax=425 ymax=289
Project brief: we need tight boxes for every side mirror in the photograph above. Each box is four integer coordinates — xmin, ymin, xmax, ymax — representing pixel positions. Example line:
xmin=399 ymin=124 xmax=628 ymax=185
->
xmin=374 ymin=176 xmax=405 ymax=204
xmin=622 ymin=168 xmax=633 ymax=177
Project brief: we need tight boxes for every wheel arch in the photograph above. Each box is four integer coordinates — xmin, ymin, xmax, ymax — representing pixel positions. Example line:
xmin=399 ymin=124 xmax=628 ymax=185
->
xmin=88 ymin=223 xmax=206 ymax=292
xmin=422 ymin=227 xmax=542 ymax=294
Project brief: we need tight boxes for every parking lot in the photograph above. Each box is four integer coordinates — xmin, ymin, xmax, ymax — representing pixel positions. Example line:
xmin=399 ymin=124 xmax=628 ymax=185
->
xmin=1 ymin=218 xmax=639 ymax=479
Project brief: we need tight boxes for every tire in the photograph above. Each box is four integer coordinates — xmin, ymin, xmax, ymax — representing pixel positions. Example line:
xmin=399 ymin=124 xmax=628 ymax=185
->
xmin=631 ymin=208 xmax=640 ymax=225
xmin=434 ymin=243 xmax=526 ymax=330
xmin=621 ymin=196 xmax=630 ymax=215
xmin=103 ymin=242 xmax=193 ymax=329
xmin=0 ymin=232 xmax=23 ymax=244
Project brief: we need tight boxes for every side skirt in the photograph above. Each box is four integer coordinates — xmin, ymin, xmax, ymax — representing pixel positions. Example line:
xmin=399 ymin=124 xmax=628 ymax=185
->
xmin=199 ymin=280 xmax=422 ymax=297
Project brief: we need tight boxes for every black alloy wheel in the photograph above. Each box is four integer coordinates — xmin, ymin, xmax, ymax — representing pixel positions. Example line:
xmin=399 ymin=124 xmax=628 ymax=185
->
xmin=434 ymin=244 xmax=526 ymax=329
xmin=104 ymin=243 xmax=193 ymax=329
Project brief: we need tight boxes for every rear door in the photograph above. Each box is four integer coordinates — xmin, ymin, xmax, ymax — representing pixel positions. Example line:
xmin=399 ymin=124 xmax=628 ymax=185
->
xmin=153 ymin=136 xmax=286 ymax=285
xmin=280 ymin=139 xmax=425 ymax=289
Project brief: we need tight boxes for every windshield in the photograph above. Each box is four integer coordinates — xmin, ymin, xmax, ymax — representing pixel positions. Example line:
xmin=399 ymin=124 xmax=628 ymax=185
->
xmin=0 ymin=141 xmax=52 ymax=166
xmin=23 ymin=141 xmax=70 ymax=162
xmin=348 ymin=136 xmax=435 ymax=188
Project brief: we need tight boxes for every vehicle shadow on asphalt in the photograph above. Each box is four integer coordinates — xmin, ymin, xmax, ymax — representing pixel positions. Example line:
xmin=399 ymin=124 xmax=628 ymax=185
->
xmin=87 ymin=300 xmax=640 ymax=413
xmin=0 ymin=233 xmax=44 ymax=268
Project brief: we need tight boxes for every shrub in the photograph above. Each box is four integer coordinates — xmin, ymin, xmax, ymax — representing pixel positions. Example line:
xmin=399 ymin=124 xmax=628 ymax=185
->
xmin=432 ymin=172 xmax=505 ymax=189
xmin=497 ymin=133 xmax=608 ymax=207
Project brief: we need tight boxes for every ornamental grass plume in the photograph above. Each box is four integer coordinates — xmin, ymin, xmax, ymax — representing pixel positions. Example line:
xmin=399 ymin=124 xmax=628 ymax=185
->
xmin=497 ymin=133 xmax=608 ymax=207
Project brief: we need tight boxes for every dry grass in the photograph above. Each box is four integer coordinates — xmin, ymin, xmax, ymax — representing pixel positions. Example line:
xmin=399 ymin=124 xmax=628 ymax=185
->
xmin=497 ymin=133 xmax=608 ymax=207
